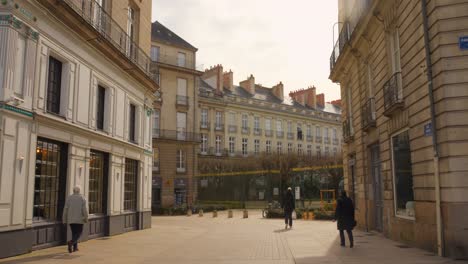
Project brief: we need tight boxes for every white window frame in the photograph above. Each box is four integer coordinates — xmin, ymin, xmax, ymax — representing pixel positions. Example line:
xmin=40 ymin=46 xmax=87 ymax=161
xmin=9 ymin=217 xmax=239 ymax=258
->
xmin=266 ymin=140 xmax=271 ymax=154
xmin=215 ymin=111 xmax=223 ymax=128
xmin=150 ymin=46 xmax=160 ymax=62
xmin=201 ymin=109 xmax=208 ymax=127
xmin=215 ymin=136 xmax=222 ymax=155
xmin=242 ymin=114 xmax=248 ymax=129
xmin=177 ymin=52 xmax=186 ymax=67
xmin=242 ymin=138 xmax=248 ymax=156
xmin=176 ymin=149 xmax=186 ymax=173
xmin=254 ymin=139 xmax=260 ymax=154
xmin=201 ymin=134 xmax=208 ymax=154
xmin=229 ymin=137 xmax=235 ymax=154
xmin=277 ymin=142 xmax=282 ymax=154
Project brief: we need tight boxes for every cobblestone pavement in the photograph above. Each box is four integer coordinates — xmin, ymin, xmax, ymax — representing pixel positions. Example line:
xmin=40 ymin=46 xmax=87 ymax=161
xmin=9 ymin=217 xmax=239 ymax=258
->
xmin=1 ymin=210 xmax=466 ymax=264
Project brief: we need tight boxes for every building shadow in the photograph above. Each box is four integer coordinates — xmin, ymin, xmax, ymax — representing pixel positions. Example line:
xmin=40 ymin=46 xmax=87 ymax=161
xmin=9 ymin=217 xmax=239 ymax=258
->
xmin=0 ymin=252 xmax=81 ymax=264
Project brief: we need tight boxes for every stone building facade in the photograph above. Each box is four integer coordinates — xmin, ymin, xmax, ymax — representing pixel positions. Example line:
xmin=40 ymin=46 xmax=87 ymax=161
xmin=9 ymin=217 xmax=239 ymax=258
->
xmin=198 ymin=64 xmax=342 ymax=174
xmin=330 ymin=0 xmax=468 ymax=258
xmin=150 ymin=21 xmax=202 ymax=209
xmin=0 ymin=0 xmax=157 ymax=258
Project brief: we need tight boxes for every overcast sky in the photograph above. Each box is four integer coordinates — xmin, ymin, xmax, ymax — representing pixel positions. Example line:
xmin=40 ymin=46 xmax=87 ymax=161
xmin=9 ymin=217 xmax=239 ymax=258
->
xmin=151 ymin=0 xmax=341 ymax=101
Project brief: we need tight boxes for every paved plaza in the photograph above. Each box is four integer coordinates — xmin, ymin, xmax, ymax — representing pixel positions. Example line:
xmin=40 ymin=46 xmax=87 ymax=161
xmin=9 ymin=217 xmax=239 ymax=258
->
xmin=1 ymin=210 xmax=465 ymax=264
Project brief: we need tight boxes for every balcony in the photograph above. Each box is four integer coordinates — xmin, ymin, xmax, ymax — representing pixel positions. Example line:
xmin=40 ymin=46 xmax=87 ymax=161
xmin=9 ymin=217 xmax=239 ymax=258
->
xmin=153 ymin=129 xmax=200 ymax=142
xmin=176 ymin=95 xmax=189 ymax=107
xmin=287 ymin=132 xmax=294 ymax=140
xmin=200 ymin=122 xmax=210 ymax=130
xmin=254 ymin=128 xmax=262 ymax=136
xmin=241 ymin=127 xmax=250 ymax=135
xmin=214 ymin=124 xmax=225 ymax=132
xmin=383 ymin=72 xmax=404 ymax=116
xmin=330 ymin=0 xmax=374 ymax=74
xmin=152 ymin=53 xmax=201 ymax=72
xmin=324 ymin=137 xmax=330 ymax=144
xmin=333 ymin=138 xmax=339 ymax=145
xmin=343 ymin=120 xmax=354 ymax=143
xmin=297 ymin=132 xmax=303 ymax=141
xmin=276 ymin=131 xmax=284 ymax=138
xmin=265 ymin=130 xmax=274 ymax=137
xmin=228 ymin=125 xmax=237 ymax=133
xmin=306 ymin=135 xmax=313 ymax=142
xmin=315 ymin=136 xmax=323 ymax=144
xmin=39 ymin=0 xmax=159 ymax=90
xmin=362 ymin=97 xmax=376 ymax=130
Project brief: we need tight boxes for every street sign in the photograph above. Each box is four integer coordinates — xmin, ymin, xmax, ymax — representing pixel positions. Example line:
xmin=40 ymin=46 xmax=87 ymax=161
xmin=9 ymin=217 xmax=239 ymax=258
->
xmin=424 ymin=123 xmax=433 ymax=137
xmin=460 ymin=36 xmax=468 ymax=50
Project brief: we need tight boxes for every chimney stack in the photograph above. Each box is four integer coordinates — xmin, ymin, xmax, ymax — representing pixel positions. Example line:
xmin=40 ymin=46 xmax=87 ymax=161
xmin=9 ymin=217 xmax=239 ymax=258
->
xmin=316 ymin=93 xmax=325 ymax=108
xmin=271 ymin=82 xmax=284 ymax=101
xmin=289 ymin=86 xmax=317 ymax=108
xmin=201 ymin=64 xmax=223 ymax=93
xmin=239 ymin=74 xmax=255 ymax=95
xmin=223 ymin=70 xmax=234 ymax=92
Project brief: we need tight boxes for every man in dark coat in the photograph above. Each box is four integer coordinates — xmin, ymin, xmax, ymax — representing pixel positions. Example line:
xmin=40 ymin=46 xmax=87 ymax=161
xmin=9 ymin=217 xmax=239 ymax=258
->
xmin=334 ymin=190 xmax=356 ymax=247
xmin=283 ymin=187 xmax=295 ymax=229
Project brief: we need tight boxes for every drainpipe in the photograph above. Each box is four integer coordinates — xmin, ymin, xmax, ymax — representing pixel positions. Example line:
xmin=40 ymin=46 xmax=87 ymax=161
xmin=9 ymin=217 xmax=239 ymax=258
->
xmin=421 ymin=0 xmax=443 ymax=257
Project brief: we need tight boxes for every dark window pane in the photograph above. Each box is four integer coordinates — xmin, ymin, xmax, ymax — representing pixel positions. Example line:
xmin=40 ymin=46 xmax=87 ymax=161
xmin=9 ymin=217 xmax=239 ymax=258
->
xmin=124 ymin=158 xmax=138 ymax=211
xmin=96 ymin=86 xmax=106 ymax=130
xmin=89 ymin=150 xmax=108 ymax=214
xmin=392 ymin=130 xmax=414 ymax=217
xmin=129 ymin=104 xmax=136 ymax=142
xmin=47 ymin=57 xmax=62 ymax=114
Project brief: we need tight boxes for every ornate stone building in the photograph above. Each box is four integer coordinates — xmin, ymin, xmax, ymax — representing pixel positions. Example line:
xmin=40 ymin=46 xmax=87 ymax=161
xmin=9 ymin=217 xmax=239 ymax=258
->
xmin=150 ymin=21 xmax=202 ymax=209
xmin=0 ymin=0 xmax=157 ymax=258
xmin=198 ymin=64 xmax=342 ymax=171
xmin=330 ymin=0 xmax=468 ymax=258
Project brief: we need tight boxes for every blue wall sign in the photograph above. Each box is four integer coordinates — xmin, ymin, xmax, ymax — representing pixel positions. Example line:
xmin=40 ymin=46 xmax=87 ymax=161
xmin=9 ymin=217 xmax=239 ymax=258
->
xmin=424 ymin=123 xmax=433 ymax=137
xmin=460 ymin=36 xmax=468 ymax=50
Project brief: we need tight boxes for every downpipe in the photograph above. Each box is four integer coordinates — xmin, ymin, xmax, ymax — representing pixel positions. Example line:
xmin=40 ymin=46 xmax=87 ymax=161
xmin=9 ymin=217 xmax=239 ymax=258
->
xmin=421 ymin=0 xmax=443 ymax=257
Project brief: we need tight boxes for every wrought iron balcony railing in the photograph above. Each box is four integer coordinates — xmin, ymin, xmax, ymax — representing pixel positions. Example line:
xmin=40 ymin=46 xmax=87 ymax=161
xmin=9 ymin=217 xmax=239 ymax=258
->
xmin=315 ymin=136 xmax=323 ymax=144
xmin=343 ymin=119 xmax=354 ymax=143
xmin=306 ymin=135 xmax=313 ymax=142
xmin=228 ymin=125 xmax=237 ymax=133
xmin=276 ymin=131 xmax=284 ymax=138
xmin=200 ymin=122 xmax=210 ymax=130
xmin=153 ymin=129 xmax=200 ymax=142
xmin=362 ymin=97 xmax=376 ymax=130
xmin=151 ymin=53 xmax=203 ymax=71
xmin=333 ymin=138 xmax=339 ymax=145
xmin=176 ymin=95 xmax=189 ymax=106
xmin=383 ymin=72 xmax=404 ymax=116
xmin=241 ymin=127 xmax=250 ymax=135
xmin=214 ymin=124 xmax=225 ymax=131
xmin=330 ymin=22 xmax=350 ymax=72
xmin=324 ymin=137 xmax=330 ymax=144
xmin=265 ymin=130 xmax=274 ymax=137
xmin=58 ymin=0 xmax=159 ymax=86
xmin=287 ymin=132 xmax=294 ymax=140
xmin=254 ymin=128 xmax=262 ymax=136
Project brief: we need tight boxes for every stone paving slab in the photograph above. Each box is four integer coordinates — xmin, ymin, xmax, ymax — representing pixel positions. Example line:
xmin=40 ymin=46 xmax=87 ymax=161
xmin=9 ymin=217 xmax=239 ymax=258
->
xmin=0 ymin=210 xmax=466 ymax=264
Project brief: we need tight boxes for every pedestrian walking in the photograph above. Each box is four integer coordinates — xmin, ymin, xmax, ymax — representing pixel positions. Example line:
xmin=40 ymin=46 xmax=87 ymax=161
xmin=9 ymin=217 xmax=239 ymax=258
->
xmin=63 ymin=186 xmax=88 ymax=253
xmin=283 ymin=187 xmax=295 ymax=229
xmin=334 ymin=190 xmax=356 ymax=248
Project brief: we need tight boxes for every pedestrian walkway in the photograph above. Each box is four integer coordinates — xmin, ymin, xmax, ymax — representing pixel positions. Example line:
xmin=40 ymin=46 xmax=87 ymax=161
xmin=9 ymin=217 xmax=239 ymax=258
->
xmin=0 ymin=210 xmax=465 ymax=264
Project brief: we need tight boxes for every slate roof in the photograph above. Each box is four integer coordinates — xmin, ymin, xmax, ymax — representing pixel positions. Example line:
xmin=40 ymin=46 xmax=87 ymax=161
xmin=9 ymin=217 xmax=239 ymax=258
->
xmin=151 ymin=21 xmax=197 ymax=51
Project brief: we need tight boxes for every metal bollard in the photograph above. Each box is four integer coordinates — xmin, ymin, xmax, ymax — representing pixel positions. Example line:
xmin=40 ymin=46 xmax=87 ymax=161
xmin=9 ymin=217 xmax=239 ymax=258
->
xmin=243 ymin=209 xmax=248 ymax=218
xmin=213 ymin=210 xmax=218 ymax=218
xmin=199 ymin=209 xmax=204 ymax=217
xmin=228 ymin=209 xmax=233 ymax=218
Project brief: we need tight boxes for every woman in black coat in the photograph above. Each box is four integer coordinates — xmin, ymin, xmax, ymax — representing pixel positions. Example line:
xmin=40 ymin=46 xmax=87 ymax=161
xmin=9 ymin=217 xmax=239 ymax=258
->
xmin=334 ymin=191 xmax=356 ymax=247
xmin=283 ymin=187 xmax=295 ymax=229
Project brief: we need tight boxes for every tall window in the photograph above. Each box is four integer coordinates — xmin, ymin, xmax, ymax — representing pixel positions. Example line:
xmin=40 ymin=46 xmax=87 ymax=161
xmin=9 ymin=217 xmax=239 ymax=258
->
xmin=277 ymin=142 xmax=282 ymax=154
xmin=201 ymin=109 xmax=208 ymax=127
xmin=324 ymin=128 xmax=329 ymax=144
xmin=47 ymin=57 xmax=63 ymax=114
xmin=389 ymin=28 xmax=401 ymax=75
xmin=153 ymin=147 xmax=160 ymax=171
xmin=129 ymin=104 xmax=136 ymax=142
xmin=288 ymin=143 xmax=293 ymax=154
xmin=176 ymin=150 xmax=186 ymax=172
xmin=177 ymin=52 xmax=186 ymax=67
xmin=126 ymin=6 xmax=136 ymax=55
xmin=392 ymin=130 xmax=414 ymax=218
xmin=333 ymin=128 xmax=337 ymax=141
xmin=254 ymin=116 xmax=260 ymax=131
xmin=287 ymin=121 xmax=292 ymax=133
xmin=14 ymin=34 xmax=26 ymax=96
xmin=254 ymin=139 xmax=260 ymax=154
xmin=34 ymin=139 xmax=66 ymax=222
xmin=153 ymin=110 xmax=160 ymax=137
xmin=306 ymin=125 xmax=312 ymax=137
xmin=242 ymin=138 xmax=248 ymax=156
xmin=266 ymin=140 xmax=271 ymax=154
xmin=242 ymin=114 xmax=248 ymax=129
xmin=89 ymin=150 xmax=107 ymax=215
xmin=177 ymin=112 xmax=187 ymax=140
xmin=177 ymin=78 xmax=188 ymax=105
xmin=150 ymin=46 xmax=160 ymax=62
xmin=307 ymin=145 xmax=312 ymax=157
xmin=215 ymin=111 xmax=223 ymax=128
xmin=297 ymin=124 xmax=303 ymax=140
xmin=201 ymin=134 xmax=208 ymax=154
xmin=215 ymin=136 xmax=222 ymax=155
xmin=276 ymin=120 xmax=282 ymax=133
xmin=265 ymin=118 xmax=271 ymax=131
xmin=229 ymin=137 xmax=235 ymax=154
xmin=316 ymin=146 xmax=321 ymax=158
xmin=325 ymin=147 xmax=330 ymax=157
xmin=96 ymin=86 xmax=106 ymax=130
xmin=333 ymin=148 xmax=337 ymax=157
xmin=229 ymin=112 xmax=236 ymax=125
xmin=316 ymin=126 xmax=321 ymax=140
xmin=297 ymin=144 xmax=303 ymax=155
xmin=124 ymin=158 xmax=138 ymax=211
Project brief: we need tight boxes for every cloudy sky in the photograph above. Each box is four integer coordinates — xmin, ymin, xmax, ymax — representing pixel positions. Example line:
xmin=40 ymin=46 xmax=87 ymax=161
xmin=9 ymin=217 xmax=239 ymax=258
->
xmin=151 ymin=0 xmax=341 ymax=101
